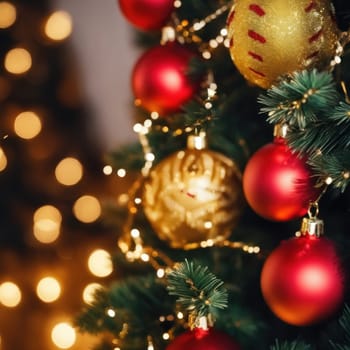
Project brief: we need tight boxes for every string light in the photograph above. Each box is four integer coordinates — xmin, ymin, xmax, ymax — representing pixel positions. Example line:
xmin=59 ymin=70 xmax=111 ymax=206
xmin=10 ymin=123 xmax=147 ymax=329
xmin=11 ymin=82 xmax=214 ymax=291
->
xmin=162 ymin=333 xmax=170 ymax=340
xmin=147 ymin=336 xmax=154 ymax=350
xmin=82 ymin=283 xmax=103 ymax=304
xmin=4 ymin=47 xmax=32 ymax=74
xmin=0 ymin=2 xmax=16 ymax=29
xmin=36 ymin=277 xmax=61 ymax=303
xmin=106 ymin=308 xmax=116 ymax=318
xmin=44 ymin=10 xmax=72 ymax=41
xmin=103 ymin=165 xmax=113 ymax=175
xmin=0 ymin=147 xmax=7 ymax=171
xmin=73 ymin=195 xmax=101 ymax=223
xmin=55 ymin=157 xmax=83 ymax=186
xmin=0 ymin=282 xmax=21 ymax=307
xmin=87 ymin=249 xmax=113 ymax=277
xmin=117 ymin=168 xmax=126 ymax=177
xmin=33 ymin=205 xmax=62 ymax=244
xmin=51 ymin=322 xmax=76 ymax=349
xmin=14 ymin=111 xmax=42 ymax=139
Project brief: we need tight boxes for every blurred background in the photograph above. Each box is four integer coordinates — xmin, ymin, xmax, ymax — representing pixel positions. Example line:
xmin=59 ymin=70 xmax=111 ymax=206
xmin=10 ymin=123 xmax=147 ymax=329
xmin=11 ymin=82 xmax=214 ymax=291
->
xmin=0 ymin=0 xmax=137 ymax=348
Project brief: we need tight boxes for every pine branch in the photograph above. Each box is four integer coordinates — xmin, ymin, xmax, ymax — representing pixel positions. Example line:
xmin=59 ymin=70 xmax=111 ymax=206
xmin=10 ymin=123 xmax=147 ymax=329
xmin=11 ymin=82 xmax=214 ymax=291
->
xmin=330 ymin=305 xmax=350 ymax=350
xmin=167 ymin=259 xmax=228 ymax=319
xmin=308 ymin=152 xmax=350 ymax=192
xmin=76 ymin=274 xmax=175 ymax=349
xmin=270 ymin=339 xmax=312 ymax=350
xmin=258 ymin=69 xmax=339 ymax=129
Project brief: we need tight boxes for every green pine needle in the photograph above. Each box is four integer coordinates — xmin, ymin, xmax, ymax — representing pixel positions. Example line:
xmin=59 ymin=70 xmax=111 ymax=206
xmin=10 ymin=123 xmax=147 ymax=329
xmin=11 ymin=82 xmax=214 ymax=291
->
xmin=259 ymin=69 xmax=339 ymax=129
xmin=270 ymin=339 xmax=312 ymax=350
xmin=330 ymin=305 xmax=350 ymax=350
xmin=167 ymin=259 xmax=228 ymax=318
xmin=308 ymin=152 xmax=350 ymax=192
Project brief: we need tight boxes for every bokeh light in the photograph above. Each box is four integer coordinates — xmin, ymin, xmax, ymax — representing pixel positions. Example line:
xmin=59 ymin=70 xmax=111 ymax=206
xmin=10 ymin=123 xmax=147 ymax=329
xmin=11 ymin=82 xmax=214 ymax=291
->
xmin=0 ymin=147 xmax=7 ymax=171
xmin=73 ymin=195 xmax=101 ymax=223
xmin=44 ymin=11 xmax=72 ymax=41
xmin=36 ymin=277 xmax=61 ymax=303
xmin=87 ymin=249 xmax=113 ymax=277
xmin=33 ymin=205 xmax=62 ymax=243
xmin=0 ymin=2 xmax=16 ymax=29
xmin=82 ymin=283 xmax=103 ymax=304
xmin=0 ymin=282 xmax=21 ymax=307
xmin=55 ymin=157 xmax=83 ymax=186
xmin=4 ymin=47 xmax=32 ymax=74
xmin=14 ymin=111 xmax=42 ymax=139
xmin=51 ymin=322 xmax=76 ymax=349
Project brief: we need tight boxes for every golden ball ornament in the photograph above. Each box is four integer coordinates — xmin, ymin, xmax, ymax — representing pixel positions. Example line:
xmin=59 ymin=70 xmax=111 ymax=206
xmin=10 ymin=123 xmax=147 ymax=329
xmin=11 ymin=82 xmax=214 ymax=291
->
xmin=226 ymin=0 xmax=340 ymax=89
xmin=143 ymin=135 xmax=243 ymax=249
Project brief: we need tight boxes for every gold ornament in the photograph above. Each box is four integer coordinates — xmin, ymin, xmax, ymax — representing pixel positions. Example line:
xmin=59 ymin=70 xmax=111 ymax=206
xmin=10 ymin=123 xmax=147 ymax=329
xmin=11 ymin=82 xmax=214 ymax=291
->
xmin=226 ymin=0 xmax=340 ymax=89
xmin=143 ymin=133 xmax=243 ymax=249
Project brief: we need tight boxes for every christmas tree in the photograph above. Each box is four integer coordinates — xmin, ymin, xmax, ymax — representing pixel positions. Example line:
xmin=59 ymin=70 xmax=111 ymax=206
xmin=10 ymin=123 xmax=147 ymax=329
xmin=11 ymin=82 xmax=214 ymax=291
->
xmin=77 ymin=1 xmax=350 ymax=349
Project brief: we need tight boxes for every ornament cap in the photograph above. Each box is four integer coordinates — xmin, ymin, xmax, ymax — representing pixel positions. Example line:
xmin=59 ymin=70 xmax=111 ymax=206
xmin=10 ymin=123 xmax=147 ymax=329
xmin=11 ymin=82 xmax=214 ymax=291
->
xmin=273 ymin=123 xmax=289 ymax=139
xmin=298 ymin=217 xmax=324 ymax=238
xmin=187 ymin=132 xmax=207 ymax=150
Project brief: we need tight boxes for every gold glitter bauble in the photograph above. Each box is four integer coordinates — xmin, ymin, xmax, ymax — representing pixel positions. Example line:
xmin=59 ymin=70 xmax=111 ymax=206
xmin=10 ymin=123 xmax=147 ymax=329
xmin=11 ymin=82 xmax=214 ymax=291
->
xmin=143 ymin=137 xmax=243 ymax=249
xmin=227 ymin=0 xmax=340 ymax=89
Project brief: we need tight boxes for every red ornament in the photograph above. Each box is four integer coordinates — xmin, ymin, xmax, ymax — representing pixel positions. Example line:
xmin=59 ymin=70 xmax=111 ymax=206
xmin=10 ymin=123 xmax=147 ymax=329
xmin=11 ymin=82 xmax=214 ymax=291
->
xmin=118 ymin=0 xmax=174 ymax=31
xmin=261 ymin=233 xmax=344 ymax=326
xmin=242 ymin=136 xmax=319 ymax=221
xmin=166 ymin=327 xmax=240 ymax=350
xmin=132 ymin=42 xmax=202 ymax=115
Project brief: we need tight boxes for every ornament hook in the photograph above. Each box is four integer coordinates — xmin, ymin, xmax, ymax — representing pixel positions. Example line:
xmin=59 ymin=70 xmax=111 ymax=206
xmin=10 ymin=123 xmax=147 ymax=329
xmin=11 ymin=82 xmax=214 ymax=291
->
xmin=307 ymin=201 xmax=319 ymax=219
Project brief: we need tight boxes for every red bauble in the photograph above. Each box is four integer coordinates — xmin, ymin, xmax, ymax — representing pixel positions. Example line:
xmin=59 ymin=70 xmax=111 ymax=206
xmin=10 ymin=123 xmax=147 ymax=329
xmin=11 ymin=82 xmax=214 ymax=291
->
xmin=132 ymin=42 xmax=201 ymax=115
xmin=242 ymin=137 xmax=319 ymax=221
xmin=118 ymin=0 xmax=174 ymax=31
xmin=261 ymin=235 xmax=344 ymax=326
xmin=166 ymin=327 xmax=240 ymax=350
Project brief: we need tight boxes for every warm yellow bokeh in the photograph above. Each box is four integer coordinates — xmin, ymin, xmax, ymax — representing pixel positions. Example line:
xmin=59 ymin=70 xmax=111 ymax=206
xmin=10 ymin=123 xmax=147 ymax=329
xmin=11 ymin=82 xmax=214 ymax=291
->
xmin=0 ymin=282 xmax=21 ymax=307
xmin=14 ymin=111 xmax=42 ymax=139
xmin=82 ymin=283 xmax=103 ymax=304
xmin=36 ymin=277 xmax=61 ymax=303
xmin=73 ymin=195 xmax=101 ymax=223
xmin=0 ymin=2 xmax=16 ymax=29
xmin=0 ymin=147 xmax=7 ymax=171
xmin=51 ymin=322 xmax=76 ymax=349
xmin=33 ymin=205 xmax=62 ymax=243
xmin=87 ymin=249 xmax=113 ymax=277
xmin=4 ymin=47 xmax=32 ymax=74
xmin=55 ymin=157 xmax=83 ymax=186
xmin=44 ymin=11 xmax=72 ymax=41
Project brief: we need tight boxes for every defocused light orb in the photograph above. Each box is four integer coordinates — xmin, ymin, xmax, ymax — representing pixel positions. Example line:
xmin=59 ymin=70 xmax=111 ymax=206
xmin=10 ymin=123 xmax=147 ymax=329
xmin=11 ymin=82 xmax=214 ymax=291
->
xmin=82 ymin=283 xmax=102 ymax=304
xmin=0 ymin=282 xmax=21 ymax=307
xmin=33 ymin=205 xmax=62 ymax=243
xmin=103 ymin=165 xmax=113 ymax=175
xmin=87 ymin=249 xmax=113 ymax=277
xmin=4 ymin=47 xmax=32 ymax=74
xmin=0 ymin=2 xmax=16 ymax=29
xmin=0 ymin=147 xmax=7 ymax=171
xmin=51 ymin=323 xmax=76 ymax=349
xmin=36 ymin=277 xmax=61 ymax=303
xmin=14 ymin=111 xmax=42 ymax=139
xmin=45 ymin=11 xmax=72 ymax=41
xmin=73 ymin=195 xmax=101 ymax=223
xmin=55 ymin=157 xmax=83 ymax=186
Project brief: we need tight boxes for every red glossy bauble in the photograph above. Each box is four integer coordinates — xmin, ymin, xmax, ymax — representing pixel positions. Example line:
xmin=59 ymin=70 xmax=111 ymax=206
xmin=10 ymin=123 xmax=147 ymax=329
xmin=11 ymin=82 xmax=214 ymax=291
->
xmin=243 ymin=137 xmax=319 ymax=221
xmin=261 ymin=235 xmax=344 ymax=326
xmin=166 ymin=327 xmax=241 ymax=350
xmin=132 ymin=42 xmax=201 ymax=115
xmin=118 ymin=0 xmax=174 ymax=31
